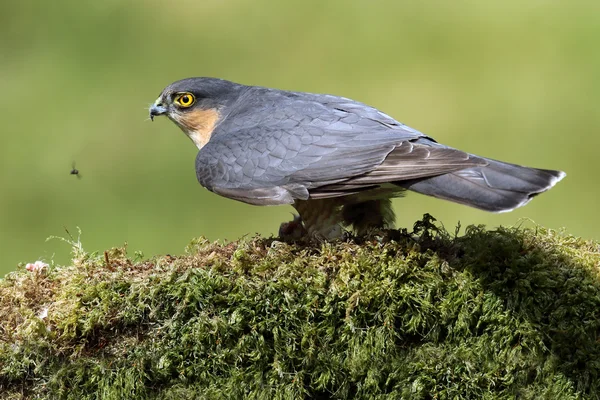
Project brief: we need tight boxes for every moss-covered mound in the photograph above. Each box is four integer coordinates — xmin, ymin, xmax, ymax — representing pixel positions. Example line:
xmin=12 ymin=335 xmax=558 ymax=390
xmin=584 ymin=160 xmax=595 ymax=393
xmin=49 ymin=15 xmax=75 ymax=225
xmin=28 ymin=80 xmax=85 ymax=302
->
xmin=1 ymin=216 xmax=600 ymax=399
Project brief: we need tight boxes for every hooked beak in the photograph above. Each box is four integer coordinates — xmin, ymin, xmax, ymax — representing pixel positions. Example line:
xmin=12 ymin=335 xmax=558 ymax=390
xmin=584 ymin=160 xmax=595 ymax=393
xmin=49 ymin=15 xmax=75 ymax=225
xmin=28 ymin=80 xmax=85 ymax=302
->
xmin=149 ymin=101 xmax=167 ymax=121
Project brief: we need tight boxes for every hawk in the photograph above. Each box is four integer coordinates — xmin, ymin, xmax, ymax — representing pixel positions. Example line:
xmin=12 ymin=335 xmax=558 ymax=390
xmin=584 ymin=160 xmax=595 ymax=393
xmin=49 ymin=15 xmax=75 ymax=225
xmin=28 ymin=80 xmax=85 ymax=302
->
xmin=150 ymin=77 xmax=565 ymax=239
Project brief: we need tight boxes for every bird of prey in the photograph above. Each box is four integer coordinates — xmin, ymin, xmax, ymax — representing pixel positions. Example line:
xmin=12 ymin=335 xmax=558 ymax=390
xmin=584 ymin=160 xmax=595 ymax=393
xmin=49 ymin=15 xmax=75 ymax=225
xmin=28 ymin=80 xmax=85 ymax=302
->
xmin=149 ymin=77 xmax=565 ymax=239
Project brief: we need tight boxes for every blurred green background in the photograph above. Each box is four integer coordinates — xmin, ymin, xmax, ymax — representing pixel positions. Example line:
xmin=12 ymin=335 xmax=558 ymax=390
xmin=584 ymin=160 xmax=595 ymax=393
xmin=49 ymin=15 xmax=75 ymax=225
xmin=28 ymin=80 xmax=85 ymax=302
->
xmin=1 ymin=1 xmax=597 ymax=276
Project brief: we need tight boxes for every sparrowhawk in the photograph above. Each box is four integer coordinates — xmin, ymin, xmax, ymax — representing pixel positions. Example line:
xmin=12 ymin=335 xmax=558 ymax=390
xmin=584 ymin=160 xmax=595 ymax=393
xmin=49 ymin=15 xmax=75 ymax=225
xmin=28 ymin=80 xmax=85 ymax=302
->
xmin=149 ymin=77 xmax=565 ymax=239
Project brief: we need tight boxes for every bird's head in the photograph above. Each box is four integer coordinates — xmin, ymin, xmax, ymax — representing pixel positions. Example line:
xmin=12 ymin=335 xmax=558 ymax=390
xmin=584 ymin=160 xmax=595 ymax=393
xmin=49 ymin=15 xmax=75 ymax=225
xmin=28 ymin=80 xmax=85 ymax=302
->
xmin=150 ymin=77 xmax=244 ymax=149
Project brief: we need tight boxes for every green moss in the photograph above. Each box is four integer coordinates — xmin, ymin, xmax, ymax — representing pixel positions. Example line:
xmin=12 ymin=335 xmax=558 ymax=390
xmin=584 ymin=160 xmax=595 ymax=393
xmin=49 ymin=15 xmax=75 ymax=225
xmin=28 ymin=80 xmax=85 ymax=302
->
xmin=1 ymin=215 xmax=599 ymax=399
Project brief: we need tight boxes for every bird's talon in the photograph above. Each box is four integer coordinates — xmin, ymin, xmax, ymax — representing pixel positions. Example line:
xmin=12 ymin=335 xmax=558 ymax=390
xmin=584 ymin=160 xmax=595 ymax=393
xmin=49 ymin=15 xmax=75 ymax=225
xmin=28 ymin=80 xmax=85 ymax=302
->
xmin=278 ymin=215 xmax=307 ymax=241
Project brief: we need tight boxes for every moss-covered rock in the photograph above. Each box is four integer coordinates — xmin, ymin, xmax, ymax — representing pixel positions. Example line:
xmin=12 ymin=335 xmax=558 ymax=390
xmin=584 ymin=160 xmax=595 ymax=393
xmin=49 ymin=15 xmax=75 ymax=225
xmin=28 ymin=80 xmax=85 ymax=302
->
xmin=1 ymin=215 xmax=599 ymax=399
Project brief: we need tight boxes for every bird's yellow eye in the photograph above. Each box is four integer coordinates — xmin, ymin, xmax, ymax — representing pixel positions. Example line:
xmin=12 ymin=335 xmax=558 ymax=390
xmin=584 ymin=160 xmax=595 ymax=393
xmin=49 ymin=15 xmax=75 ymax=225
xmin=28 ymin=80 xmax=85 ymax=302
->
xmin=174 ymin=92 xmax=195 ymax=108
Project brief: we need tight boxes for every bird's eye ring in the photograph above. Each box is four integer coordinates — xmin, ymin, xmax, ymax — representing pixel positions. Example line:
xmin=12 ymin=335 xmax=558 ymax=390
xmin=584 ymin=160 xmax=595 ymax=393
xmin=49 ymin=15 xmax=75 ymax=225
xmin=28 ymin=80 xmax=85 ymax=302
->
xmin=174 ymin=92 xmax=195 ymax=108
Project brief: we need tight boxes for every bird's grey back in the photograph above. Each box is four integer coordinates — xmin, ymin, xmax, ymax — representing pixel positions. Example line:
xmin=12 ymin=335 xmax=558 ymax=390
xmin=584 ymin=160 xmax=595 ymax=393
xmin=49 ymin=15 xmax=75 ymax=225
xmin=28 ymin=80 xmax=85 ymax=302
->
xmin=193 ymin=83 xmax=563 ymax=211
xmin=196 ymin=86 xmax=436 ymax=196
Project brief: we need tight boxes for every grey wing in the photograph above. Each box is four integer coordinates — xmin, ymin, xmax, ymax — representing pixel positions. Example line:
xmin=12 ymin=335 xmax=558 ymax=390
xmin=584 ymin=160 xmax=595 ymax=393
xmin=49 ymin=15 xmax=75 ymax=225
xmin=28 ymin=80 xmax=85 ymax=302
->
xmin=309 ymin=138 xmax=488 ymax=199
xmin=196 ymin=93 xmax=485 ymax=205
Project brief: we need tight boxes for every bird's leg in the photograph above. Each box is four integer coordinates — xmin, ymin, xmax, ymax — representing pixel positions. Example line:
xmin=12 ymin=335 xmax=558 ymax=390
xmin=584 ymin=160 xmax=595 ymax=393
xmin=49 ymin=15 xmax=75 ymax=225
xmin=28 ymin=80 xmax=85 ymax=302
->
xmin=291 ymin=199 xmax=345 ymax=240
xmin=341 ymin=198 xmax=395 ymax=236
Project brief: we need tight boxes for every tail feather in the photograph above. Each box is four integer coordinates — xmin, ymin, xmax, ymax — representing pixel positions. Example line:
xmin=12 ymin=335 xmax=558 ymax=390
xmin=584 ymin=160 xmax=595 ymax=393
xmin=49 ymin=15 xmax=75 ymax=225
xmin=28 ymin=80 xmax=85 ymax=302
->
xmin=396 ymin=158 xmax=565 ymax=212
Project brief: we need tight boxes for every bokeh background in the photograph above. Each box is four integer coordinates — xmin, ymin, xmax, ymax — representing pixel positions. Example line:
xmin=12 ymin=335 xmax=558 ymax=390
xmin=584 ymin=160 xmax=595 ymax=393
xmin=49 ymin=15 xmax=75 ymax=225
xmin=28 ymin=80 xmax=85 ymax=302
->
xmin=1 ymin=1 xmax=598 ymax=276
